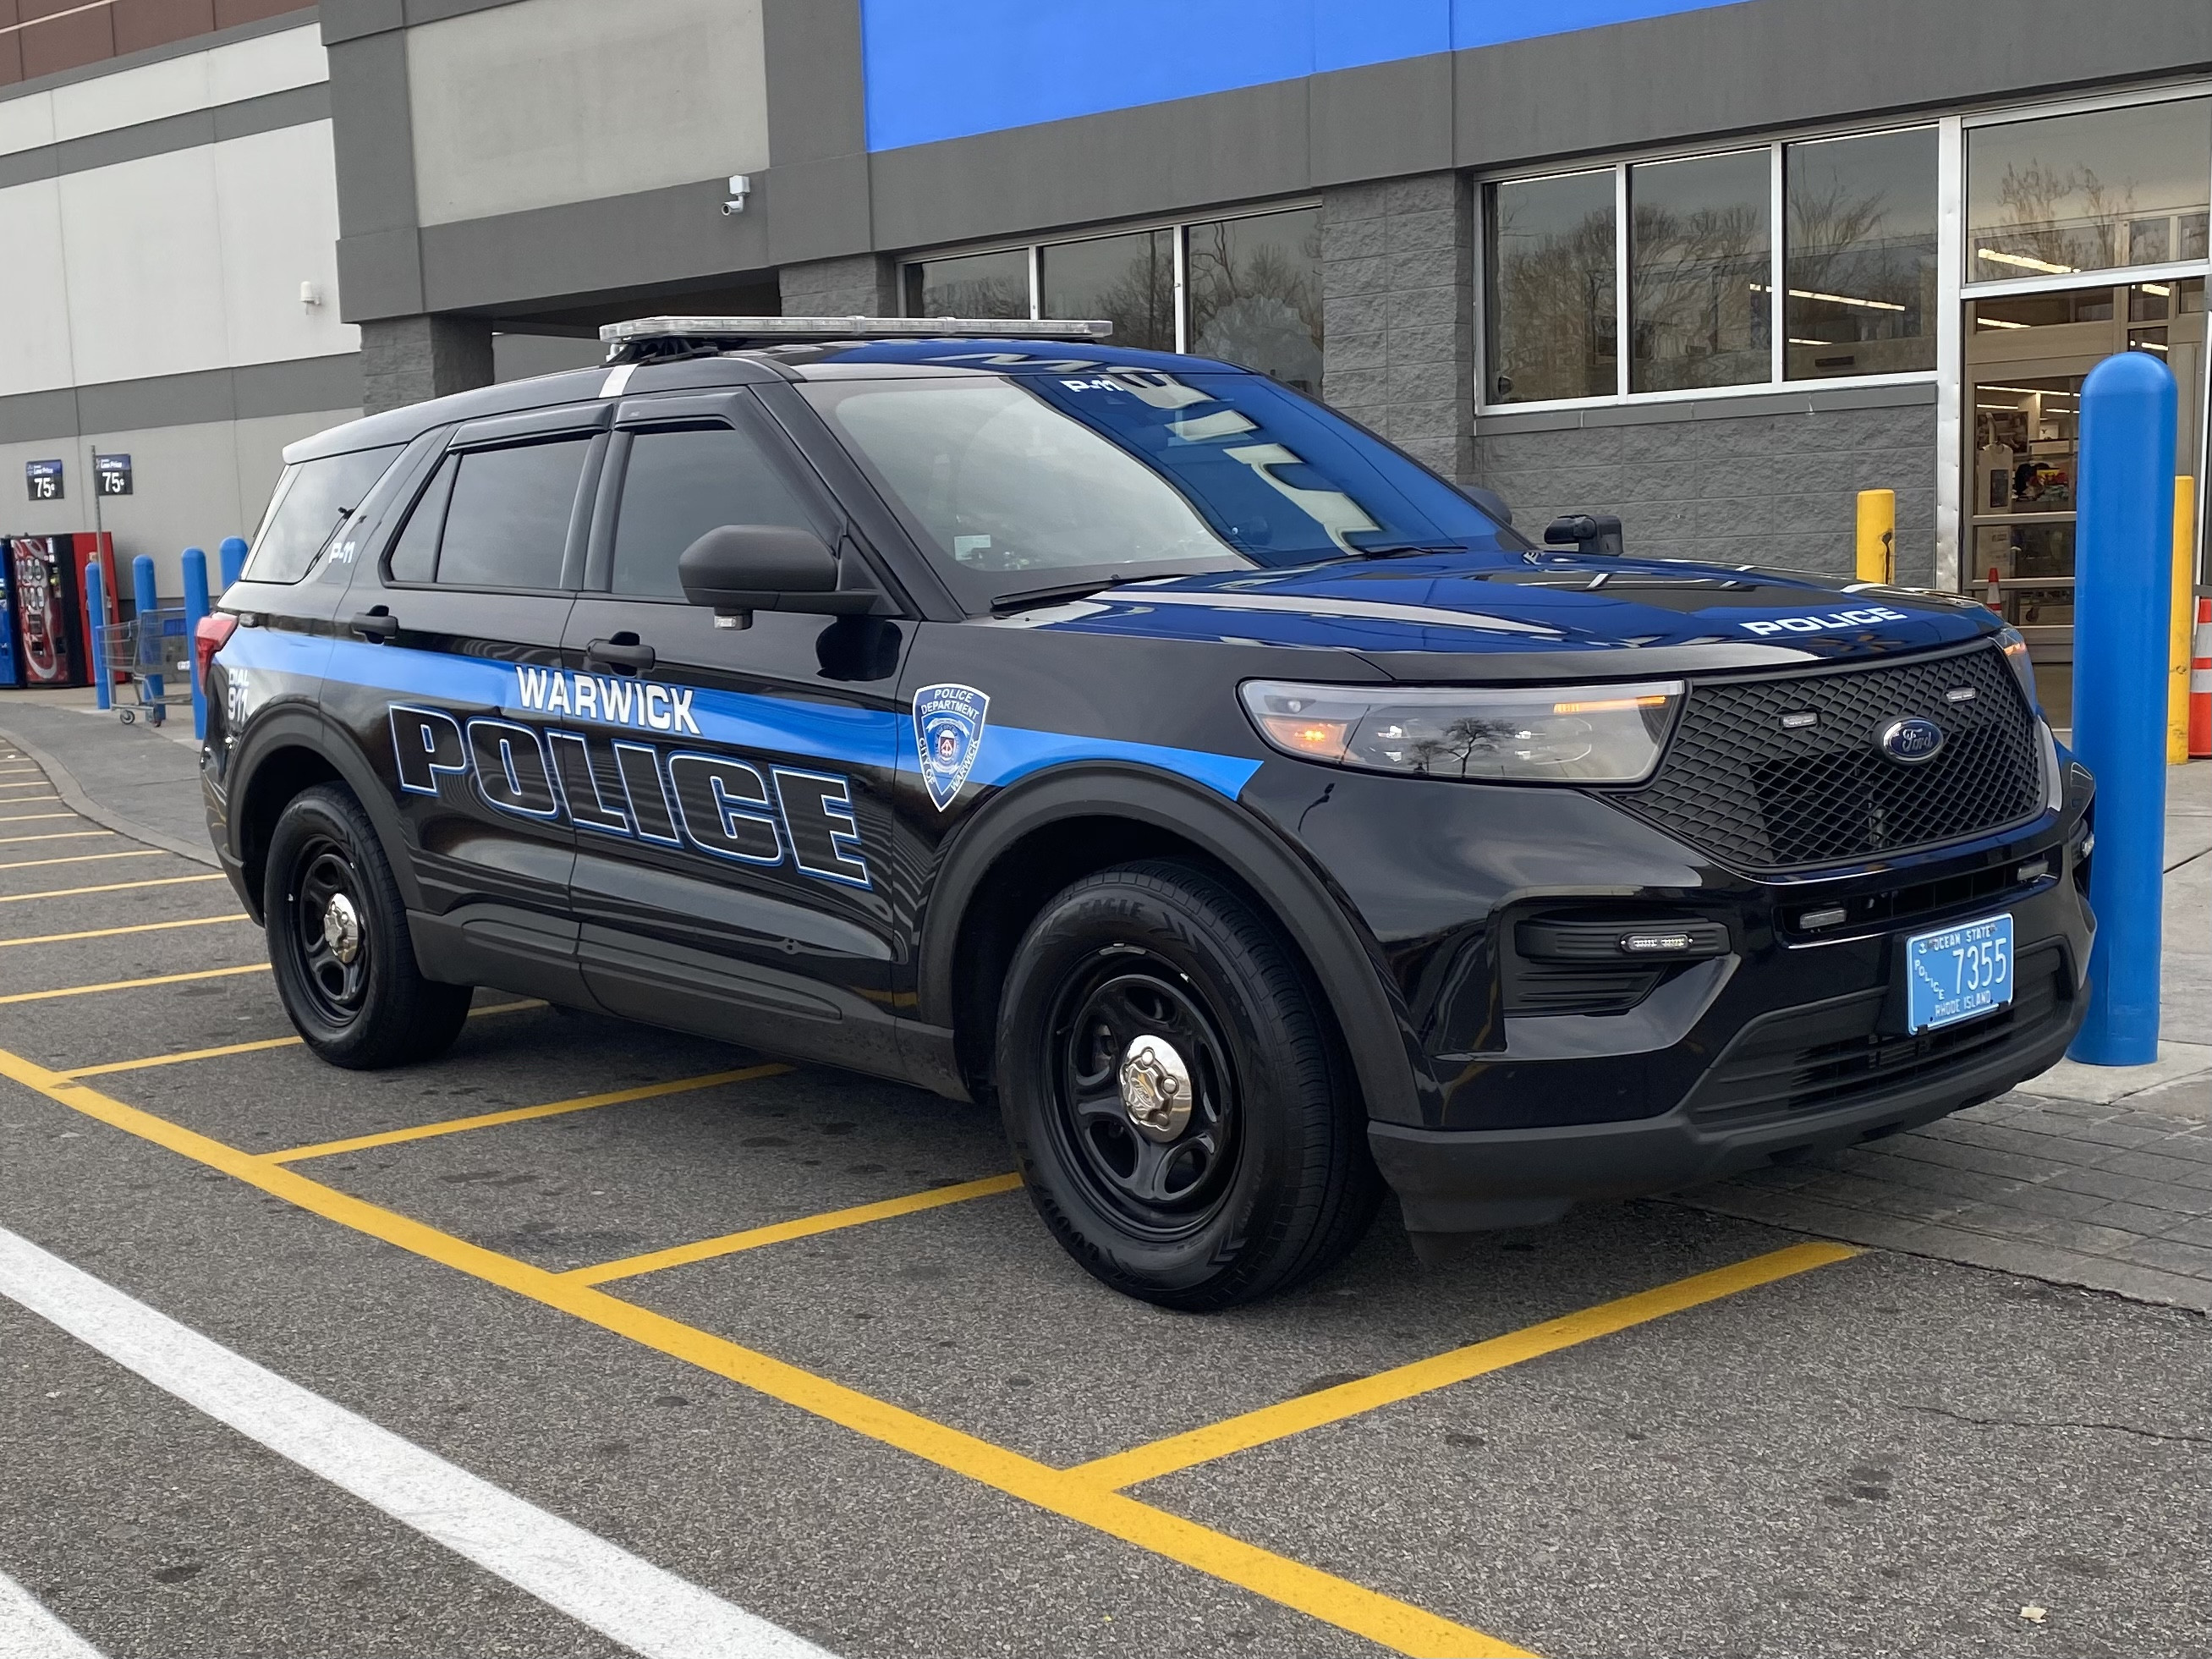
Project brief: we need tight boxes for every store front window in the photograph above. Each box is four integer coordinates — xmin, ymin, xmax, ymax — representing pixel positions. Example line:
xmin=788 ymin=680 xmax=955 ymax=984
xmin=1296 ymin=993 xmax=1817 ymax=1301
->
xmin=1967 ymin=99 xmax=2210 ymax=283
xmin=1185 ymin=207 xmax=1323 ymax=393
xmin=1783 ymin=127 xmax=1938 ymax=379
xmin=1629 ymin=149 xmax=1770 ymax=392
xmin=1484 ymin=169 xmax=1616 ymax=404
xmin=902 ymin=206 xmax=1322 ymax=391
xmin=1484 ymin=125 xmax=1938 ymax=408
xmin=903 ymin=249 xmax=1029 ymax=319
xmin=1038 ymin=229 xmax=1176 ymax=354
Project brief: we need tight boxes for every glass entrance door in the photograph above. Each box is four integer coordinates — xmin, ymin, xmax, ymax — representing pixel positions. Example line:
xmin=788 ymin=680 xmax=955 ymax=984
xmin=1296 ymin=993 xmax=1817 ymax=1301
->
xmin=1964 ymin=277 xmax=2206 ymax=714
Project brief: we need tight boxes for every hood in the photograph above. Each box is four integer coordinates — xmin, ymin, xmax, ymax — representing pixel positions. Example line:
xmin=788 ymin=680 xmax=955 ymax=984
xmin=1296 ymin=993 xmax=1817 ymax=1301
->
xmin=980 ymin=551 xmax=1999 ymax=678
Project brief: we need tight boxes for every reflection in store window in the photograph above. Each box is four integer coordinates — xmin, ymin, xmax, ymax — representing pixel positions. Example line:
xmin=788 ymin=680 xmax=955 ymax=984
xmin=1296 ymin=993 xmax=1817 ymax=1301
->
xmin=1630 ymin=149 xmax=1771 ymax=392
xmin=1186 ymin=208 xmax=1322 ymax=393
xmin=1966 ymin=99 xmax=2211 ymax=283
xmin=903 ymin=248 xmax=1030 ymax=319
xmin=1783 ymin=128 xmax=1937 ymax=379
xmin=1039 ymin=230 xmax=1175 ymax=353
xmin=1485 ymin=170 xmax=1617 ymax=403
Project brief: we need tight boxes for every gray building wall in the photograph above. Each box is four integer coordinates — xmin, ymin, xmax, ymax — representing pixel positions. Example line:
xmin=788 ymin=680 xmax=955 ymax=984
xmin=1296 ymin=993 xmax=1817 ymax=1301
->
xmin=1474 ymin=391 xmax=1940 ymax=581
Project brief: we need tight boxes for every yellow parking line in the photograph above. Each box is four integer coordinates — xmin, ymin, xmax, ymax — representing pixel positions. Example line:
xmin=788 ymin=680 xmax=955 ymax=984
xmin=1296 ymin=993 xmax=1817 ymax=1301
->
xmin=0 ymin=913 xmax=249 ymax=948
xmin=0 ymin=811 xmax=74 ymax=824
xmin=61 ymin=999 xmax=546 ymax=1079
xmin=0 ymin=849 xmax=167 ymax=872
xmin=261 ymin=1063 xmax=792 ymax=1163
xmin=0 ymin=1042 xmax=1525 ymax=1657
xmin=1067 ymin=1241 xmax=1860 ymax=1492
xmin=0 ymin=830 xmax=111 ymax=846
xmin=0 ymin=964 xmax=268 ymax=1005
xmin=564 ymin=1172 xmax=1025 ymax=1285
xmin=1 ymin=873 xmax=227 ymax=904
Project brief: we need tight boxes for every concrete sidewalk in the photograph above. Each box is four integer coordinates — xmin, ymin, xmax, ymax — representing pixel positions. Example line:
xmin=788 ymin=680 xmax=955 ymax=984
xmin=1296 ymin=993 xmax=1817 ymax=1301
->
xmin=3 ymin=684 xmax=2206 ymax=1308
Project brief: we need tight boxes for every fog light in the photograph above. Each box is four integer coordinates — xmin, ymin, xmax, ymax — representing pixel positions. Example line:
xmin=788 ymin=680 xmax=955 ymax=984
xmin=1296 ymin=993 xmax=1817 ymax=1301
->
xmin=2079 ymin=831 xmax=2094 ymax=858
xmin=1621 ymin=931 xmax=1694 ymax=953
xmin=1799 ymin=906 xmax=1847 ymax=931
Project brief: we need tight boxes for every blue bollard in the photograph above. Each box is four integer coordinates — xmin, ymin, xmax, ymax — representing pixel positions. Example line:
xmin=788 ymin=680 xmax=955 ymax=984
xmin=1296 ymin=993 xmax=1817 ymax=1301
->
xmin=2068 ymin=350 xmax=2178 ymax=1066
xmin=131 ymin=553 xmax=163 ymax=725
xmin=218 ymin=535 xmax=248 ymax=593
xmin=182 ymin=547 xmax=210 ymax=740
xmin=84 ymin=559 xmax=112 ymax=711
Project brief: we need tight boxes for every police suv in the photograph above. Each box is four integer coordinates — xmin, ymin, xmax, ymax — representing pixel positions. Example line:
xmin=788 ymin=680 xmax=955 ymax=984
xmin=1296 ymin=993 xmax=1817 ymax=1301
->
xmin=200 ymin=318 xmax=2093 ymax=1309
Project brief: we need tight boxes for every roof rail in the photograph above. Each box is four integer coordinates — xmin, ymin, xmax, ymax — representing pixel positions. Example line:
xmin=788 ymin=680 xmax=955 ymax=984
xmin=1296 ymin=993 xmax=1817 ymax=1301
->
xmin=597 ymin=315 xmax=1116 ymax=363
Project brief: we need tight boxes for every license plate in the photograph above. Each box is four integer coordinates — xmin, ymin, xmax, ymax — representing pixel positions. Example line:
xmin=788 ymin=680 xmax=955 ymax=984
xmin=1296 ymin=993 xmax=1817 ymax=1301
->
xmin=1905 ymin=914 xmax=2014 ymax=1033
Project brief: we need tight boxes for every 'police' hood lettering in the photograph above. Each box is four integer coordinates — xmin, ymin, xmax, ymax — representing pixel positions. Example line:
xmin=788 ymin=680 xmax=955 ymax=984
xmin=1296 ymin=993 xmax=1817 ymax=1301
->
xmin=514 ymin=666 xmax=700 ymax=735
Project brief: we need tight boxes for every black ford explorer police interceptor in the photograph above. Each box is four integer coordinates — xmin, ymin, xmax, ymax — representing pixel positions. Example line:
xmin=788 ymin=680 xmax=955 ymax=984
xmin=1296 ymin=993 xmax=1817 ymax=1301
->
xmin=199 ymin=316 xmax=2094 ymax=1310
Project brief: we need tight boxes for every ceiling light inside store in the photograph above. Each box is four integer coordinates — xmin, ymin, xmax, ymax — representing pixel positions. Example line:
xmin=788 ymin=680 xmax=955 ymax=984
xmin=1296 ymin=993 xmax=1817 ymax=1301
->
xmin=1748 ymin=283 xmax=1906 ymax=311
xmin=2140 ymin=283 xmax=2171 ymax=295
xmin=1977 ymin=317 xmax=2031 ymax=329
xmin=1977 ymin=249 xmax=2078 ymax=275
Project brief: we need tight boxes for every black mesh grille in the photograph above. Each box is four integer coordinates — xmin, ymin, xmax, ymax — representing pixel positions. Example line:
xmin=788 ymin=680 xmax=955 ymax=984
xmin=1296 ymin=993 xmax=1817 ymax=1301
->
xmin=1613 ymin=645 xmax=2044 ymax=871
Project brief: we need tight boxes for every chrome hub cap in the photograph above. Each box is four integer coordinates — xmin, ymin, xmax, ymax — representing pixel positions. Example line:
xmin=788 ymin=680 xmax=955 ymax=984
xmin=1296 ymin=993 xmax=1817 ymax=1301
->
xmin=321 ymin=892 xmax=363 ymax=965
xmin=1118 ymin=1036 xmax=1193 ymax=1142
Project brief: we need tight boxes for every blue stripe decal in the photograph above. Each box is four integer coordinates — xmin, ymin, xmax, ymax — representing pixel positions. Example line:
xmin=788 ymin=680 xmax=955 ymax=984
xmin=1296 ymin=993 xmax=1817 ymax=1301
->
xmin=861 ymin=1 xmax=1751 ymax=151
xmin=235 ymin=634 xmax=1260 ymax=802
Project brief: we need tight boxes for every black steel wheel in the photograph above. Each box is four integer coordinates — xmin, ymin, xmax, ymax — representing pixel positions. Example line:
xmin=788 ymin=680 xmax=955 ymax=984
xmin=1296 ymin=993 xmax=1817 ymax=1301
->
xmin=996 ymin=860 xmax=1381 ymax=1310
xmin=264 ymin=783 xmax=471 ymax=1068
xmin=1046 ymin=955 xmax=1240 ymax=1236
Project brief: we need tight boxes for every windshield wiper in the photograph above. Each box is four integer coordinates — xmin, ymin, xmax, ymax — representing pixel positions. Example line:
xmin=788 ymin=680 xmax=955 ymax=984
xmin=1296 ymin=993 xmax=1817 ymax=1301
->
xmin=989 ymin=580 xmax=1122 ymax=615
xmin=1339 ymin=541 xmax=1473 ymax=559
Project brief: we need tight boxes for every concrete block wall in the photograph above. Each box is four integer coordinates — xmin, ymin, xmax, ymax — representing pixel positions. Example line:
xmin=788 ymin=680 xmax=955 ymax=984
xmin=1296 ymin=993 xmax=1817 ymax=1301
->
xmin=1472 ymin=393 xmax=1939 ymax=583
xmin=360 ymin=315 xmax=492 ymax=415
xmin=780 ymin=255 xmax=897 ymax=319
xmin=1319 ymin=173 xmax=1475 ymax=483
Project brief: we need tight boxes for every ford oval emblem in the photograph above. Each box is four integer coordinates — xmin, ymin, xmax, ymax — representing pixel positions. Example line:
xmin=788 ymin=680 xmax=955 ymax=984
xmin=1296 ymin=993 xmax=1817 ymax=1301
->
xmin=1876 ymin=716 xmax=1946 ymax=765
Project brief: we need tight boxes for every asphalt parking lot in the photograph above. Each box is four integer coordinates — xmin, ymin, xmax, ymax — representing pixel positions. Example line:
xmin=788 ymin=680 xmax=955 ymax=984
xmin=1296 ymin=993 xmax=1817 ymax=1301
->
xmin=1 ymin=722 xmax=2207 ymax=1659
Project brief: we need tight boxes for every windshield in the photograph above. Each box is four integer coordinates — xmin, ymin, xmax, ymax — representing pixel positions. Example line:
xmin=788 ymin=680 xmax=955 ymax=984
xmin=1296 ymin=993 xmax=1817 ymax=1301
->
xmin=803 ymin=367 xmax=1518 ymax=609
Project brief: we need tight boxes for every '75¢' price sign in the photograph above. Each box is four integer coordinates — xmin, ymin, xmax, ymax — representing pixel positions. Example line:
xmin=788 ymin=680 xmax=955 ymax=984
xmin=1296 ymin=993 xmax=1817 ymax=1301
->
xmin=25 ymin=459 xmax=62 ymax=501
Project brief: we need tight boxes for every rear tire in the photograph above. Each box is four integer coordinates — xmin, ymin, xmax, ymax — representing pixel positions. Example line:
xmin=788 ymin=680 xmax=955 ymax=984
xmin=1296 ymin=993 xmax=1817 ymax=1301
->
xmin=263 ymin=783 xmax=470 ymax=1068
xmin=995 ymin=860 xmax=1380 ymax=1310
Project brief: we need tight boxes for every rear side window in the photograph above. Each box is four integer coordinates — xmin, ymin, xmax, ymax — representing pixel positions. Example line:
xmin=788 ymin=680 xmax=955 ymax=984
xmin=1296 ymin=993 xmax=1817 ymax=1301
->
xmin=244 ymin=446 xmax=403 ymax=583
xmin=385 ymin=436 xmax=591 ymax=590
xmin=610 ymin=424 xmax=821 ymax=597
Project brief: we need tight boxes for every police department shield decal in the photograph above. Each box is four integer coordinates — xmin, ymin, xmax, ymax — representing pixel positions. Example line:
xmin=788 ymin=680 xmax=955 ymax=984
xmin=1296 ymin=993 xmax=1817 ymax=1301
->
xmin=914 ymin=683 xmax=989 ymax=810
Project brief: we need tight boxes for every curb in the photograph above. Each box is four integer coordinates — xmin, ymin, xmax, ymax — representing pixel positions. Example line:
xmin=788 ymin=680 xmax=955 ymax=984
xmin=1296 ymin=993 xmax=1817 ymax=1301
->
xmin=0 ymin=717 xmax=218 ymax=868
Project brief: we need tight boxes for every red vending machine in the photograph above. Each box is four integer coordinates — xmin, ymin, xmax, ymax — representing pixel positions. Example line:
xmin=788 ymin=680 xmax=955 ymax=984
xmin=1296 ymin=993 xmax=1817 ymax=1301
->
xmin=5 ymin=532 xmax=113 ymax=689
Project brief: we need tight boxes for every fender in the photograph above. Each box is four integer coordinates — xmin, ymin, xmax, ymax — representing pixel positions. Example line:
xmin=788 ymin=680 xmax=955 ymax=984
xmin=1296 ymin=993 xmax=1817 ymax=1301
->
xmin=223 ymin=701 xmax=428 ymax=924
xmin=918 ymin=762 xmax=1425 ymax=1126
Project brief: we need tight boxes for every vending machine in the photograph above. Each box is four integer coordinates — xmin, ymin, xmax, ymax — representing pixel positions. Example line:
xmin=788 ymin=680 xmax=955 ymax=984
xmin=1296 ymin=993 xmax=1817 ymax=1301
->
xmin=4 ymin=532 xmax=113 ymax=689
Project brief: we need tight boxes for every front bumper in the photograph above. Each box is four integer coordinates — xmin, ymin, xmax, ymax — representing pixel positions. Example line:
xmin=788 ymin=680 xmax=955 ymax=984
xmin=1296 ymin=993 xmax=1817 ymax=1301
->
xmin=1372 ymin=975 xmax=2084 ymax=1232
xmin=1242 ymin=733 xmax=2095 ymax=1233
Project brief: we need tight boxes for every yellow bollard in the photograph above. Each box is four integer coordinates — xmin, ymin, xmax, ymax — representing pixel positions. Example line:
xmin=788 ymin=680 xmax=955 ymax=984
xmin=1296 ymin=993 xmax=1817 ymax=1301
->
xmin=1855 ymin=489 xmax=1896 ymax=585
xmin=2171 ymin=477 xmax=2197 ymax=765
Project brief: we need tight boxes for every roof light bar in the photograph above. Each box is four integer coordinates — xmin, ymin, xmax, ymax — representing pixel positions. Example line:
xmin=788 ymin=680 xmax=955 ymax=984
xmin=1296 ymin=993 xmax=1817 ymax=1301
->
xmin=597 ymin=315 xmax=1116 ymax=353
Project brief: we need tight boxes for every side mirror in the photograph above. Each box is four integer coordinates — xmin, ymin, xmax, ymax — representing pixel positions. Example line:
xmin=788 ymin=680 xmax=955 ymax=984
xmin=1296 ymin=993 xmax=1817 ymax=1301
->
xmin=1459 ymin=485 xmax=1513 ymax=527
xmin=677 ymin=525 xmax=879 ymax=622
xmin=1542 ymin=513 xmax=1625 ymax=557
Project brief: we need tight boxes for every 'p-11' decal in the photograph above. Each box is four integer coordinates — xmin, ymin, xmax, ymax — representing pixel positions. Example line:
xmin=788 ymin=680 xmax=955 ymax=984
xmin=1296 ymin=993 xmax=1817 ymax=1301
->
xmin=389 ymin=705 xmax=869 ymax=889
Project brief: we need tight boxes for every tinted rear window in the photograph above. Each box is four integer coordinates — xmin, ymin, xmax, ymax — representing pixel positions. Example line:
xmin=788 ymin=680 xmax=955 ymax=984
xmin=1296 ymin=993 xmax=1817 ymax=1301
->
xmin=244 ymin=446 xmax=403 ymax=583
xmin=431 ymin=437 xmax=592 ymax=590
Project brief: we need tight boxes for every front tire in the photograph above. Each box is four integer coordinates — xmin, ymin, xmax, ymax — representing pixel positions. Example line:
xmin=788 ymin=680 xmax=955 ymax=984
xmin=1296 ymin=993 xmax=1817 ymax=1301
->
xmin=263 ymin=783 xmax=470 ymax=1068
xmin=995 ymin=860 xmax=1380 ymax=1310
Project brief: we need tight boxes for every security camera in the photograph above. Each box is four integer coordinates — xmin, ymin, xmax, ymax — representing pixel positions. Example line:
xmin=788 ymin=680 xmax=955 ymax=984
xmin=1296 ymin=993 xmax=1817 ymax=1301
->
xmin=721 ymin=174 xmax=751 ymax=217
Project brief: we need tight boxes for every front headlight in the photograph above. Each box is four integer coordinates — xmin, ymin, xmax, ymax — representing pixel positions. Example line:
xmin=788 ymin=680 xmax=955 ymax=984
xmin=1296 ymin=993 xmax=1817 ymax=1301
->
xmin=1995 ymin=626 xmax=2040 ymax=712
xmin=1239 ymin=678 xmax=1683 ymax=783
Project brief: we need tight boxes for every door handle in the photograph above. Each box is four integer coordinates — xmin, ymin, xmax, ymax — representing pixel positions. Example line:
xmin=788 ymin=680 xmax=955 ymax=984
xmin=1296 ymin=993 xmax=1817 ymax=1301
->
xmin=349 ymin=609 xmax=398 ymax=642
xmin=585 ymin=637 xmax=656 ymax=673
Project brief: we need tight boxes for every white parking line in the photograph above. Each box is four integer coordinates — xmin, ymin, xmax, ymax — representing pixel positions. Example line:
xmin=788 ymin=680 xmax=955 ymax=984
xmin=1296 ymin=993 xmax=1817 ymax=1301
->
xmin=0 ymin=1225 xmax=836 ymax=1659
xmin=0 ymin=1569 xmax=106 ymax=1659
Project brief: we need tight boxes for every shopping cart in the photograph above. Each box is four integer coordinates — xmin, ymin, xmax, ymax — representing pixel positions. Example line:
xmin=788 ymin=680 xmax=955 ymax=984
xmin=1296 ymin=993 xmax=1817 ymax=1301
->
xmin=97 ymin=606 xmax=194 ymax=726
